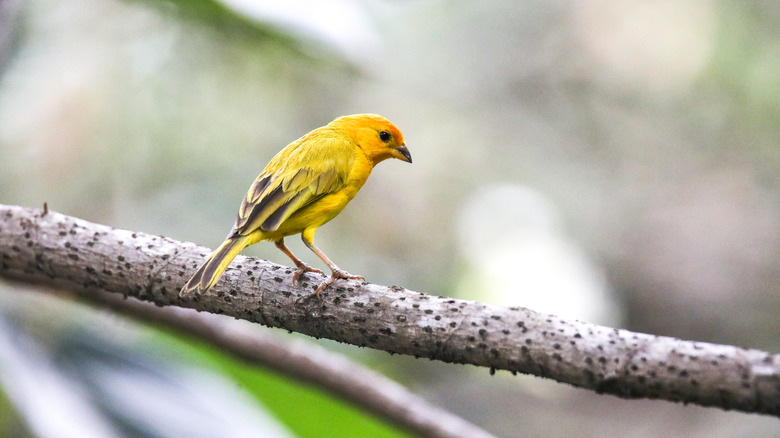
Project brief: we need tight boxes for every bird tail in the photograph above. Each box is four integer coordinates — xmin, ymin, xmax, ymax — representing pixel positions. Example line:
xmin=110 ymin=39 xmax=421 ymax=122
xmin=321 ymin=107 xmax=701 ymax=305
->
xmin=180 ymin=236 xmax=249 ymax=296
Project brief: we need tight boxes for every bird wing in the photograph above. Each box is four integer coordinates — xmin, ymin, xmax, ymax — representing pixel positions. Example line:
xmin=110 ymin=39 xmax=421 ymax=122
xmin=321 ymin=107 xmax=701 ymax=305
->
xmin=229 ymin=137 xmax=354 ymax=237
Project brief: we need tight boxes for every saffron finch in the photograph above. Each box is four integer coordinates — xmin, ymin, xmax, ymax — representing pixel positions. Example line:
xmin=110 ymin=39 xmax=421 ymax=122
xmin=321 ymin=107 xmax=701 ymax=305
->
xmin=180 ymin=114 xmax=411 ymax=298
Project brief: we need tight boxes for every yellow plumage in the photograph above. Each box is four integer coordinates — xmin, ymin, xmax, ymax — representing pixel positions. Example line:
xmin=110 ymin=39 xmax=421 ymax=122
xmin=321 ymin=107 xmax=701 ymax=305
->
xmin=180 ymin=114 xmax=411 ymax=297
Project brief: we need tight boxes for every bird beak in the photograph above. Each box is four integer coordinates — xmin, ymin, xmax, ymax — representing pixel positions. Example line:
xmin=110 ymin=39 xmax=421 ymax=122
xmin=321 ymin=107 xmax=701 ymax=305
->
xmin=395 ymin=145 xmax=412 ymax=163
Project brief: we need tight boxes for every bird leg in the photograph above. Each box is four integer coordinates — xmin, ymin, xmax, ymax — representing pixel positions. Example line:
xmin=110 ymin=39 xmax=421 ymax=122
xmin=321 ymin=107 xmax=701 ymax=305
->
xmin=301 ymin=234 xmax=364 ymax=298
xmin=313 ymin=269 xmax=366 ymax=298
xmin=274 ymin=239 xmax=324 ymax=285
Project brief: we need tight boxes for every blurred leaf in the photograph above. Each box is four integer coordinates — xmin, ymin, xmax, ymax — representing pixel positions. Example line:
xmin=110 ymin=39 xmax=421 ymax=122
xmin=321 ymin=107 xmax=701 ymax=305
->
xmin=126 ymin=0 xmax=356 ymax=70
xmin=0 ymin=383 xmax=31 ymax=438
xmin=705 ymin=3 xmax=780 ymax=140
xmin=154 ymin=331 xmax=411 ymax=438
xmin=0 ymin=294 xmax=294 ymax=438
xmin=130 ymin=0 xmax=295 ymax=43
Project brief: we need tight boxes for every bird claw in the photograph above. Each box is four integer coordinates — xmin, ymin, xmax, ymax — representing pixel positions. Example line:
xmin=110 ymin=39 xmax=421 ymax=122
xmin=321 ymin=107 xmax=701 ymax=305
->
xmin=292 ymin=263 xmax=324 ymax=285
xmin=315 ymin=269 xmax=364 ymax=298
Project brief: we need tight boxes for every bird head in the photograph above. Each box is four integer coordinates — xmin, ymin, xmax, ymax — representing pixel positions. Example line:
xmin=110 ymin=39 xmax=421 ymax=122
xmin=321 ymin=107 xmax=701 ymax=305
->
xmin=330 ymin=114 xmax=412 ymax=166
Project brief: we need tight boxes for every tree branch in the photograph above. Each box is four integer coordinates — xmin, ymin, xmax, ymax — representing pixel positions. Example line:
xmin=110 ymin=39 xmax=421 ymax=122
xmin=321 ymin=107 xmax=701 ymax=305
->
xmin=1 ymin=204 xmax=779 ymax=417
xmin=52 ymin=288 xmax=493 ymax=438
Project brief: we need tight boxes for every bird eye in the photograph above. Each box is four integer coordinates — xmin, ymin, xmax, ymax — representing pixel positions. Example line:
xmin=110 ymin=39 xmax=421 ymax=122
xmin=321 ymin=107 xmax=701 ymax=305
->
xmin=378 ymin=131 xmax=391 ymax=142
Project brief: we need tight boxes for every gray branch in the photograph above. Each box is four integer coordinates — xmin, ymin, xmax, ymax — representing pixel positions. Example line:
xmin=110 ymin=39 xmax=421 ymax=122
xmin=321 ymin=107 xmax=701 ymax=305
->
xmin=62 ymin=288 xmax=493 ymax=438
xmin=1 ymin=204 xmax=779 ymax=417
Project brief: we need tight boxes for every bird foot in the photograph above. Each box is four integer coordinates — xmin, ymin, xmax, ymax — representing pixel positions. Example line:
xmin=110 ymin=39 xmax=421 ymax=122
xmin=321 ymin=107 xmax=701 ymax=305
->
xmin=292 ymin=263 xmax=324 ymax=285
xmin=316 ymin=269 xmax=365 ymax=298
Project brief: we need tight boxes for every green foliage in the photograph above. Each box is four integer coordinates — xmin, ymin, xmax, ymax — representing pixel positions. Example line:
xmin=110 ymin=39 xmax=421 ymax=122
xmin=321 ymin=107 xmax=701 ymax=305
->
xmin=0 ymin=387 xmax=30 ymax=438
xmin=705 ymin=3 xmax=780 ymax=141
xmin=154 ymin=330 xmax=410 ymax=438
xmin=129 ymin=0 xmax=296 ymax=46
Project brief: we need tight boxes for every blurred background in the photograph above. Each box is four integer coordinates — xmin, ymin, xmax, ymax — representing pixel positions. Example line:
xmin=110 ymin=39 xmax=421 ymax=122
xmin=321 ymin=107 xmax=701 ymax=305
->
xmin=1 ymin=0 xmax=779 ymax=436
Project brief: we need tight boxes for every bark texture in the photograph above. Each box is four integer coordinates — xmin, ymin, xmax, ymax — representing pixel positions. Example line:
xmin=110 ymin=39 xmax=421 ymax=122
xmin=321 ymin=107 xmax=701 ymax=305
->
xmin=1 ymin=204 xmax=779 ymax=416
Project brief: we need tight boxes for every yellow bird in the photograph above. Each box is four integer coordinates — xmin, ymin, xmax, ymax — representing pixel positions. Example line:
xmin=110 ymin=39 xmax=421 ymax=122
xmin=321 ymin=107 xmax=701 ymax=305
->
xmin=180 ymin=114 xmax=411 ymax=298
